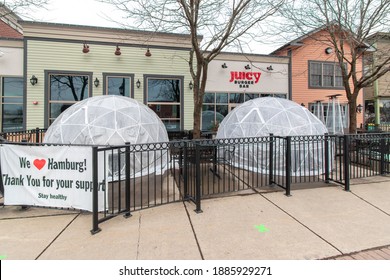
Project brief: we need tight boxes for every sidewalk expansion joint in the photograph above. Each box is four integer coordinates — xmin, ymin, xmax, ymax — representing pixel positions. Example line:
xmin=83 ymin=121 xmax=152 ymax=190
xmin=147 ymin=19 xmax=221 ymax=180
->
xmin=182 ymin=200 xmax=205 ymax=260
xmin=136 ymin=214 xmax=141 ymax=260
xmin=254 ymin=189 xmax=343 ymax=255
xmin=350 ymin=191 xmax=390 ymax=217
xmin=35 ymin=213 xmax=80 ymax=260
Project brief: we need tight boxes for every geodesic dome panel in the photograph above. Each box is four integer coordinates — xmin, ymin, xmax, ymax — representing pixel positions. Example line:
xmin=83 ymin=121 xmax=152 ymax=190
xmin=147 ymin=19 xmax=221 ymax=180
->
xmin=216 ymin=97 xmax=330 ymax=176
xmin=43 ymin=95 xmax=169 ymax=178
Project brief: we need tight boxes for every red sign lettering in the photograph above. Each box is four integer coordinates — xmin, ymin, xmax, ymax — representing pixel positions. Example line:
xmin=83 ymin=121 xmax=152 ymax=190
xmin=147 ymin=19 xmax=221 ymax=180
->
xmin=229 ymin=71 xmax=261 ymax=83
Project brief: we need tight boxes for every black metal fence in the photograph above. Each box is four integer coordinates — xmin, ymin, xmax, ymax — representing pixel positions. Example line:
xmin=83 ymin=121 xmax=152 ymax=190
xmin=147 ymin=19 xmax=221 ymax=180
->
xmin=0 ymin=131 xmax=389 ymax=233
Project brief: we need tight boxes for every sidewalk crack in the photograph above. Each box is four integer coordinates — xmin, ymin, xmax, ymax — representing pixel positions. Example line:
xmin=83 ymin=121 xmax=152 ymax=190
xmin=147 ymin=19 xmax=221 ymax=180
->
xmin=136 ymin=213 xmax=142 ymax=260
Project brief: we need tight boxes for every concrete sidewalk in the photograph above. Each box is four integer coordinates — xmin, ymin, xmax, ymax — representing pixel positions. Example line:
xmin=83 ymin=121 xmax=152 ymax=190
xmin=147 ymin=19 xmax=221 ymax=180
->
xmin=1 ymin=176 xmax=390 ymax=260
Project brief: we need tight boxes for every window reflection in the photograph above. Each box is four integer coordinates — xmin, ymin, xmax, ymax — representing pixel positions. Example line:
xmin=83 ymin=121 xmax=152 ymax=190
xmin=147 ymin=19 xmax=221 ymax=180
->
xmin=49 ymin=74 xmax=89 ymax=124
xmin=2 ymin=77 xmax=24 ymax=131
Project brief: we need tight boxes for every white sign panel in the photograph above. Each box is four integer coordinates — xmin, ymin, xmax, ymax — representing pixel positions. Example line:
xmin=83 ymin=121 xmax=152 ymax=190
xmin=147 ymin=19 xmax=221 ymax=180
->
xmin=206 ymin=60 xmax=289 ymax=93
xmin=1 ymin=144 xmax=106 ymax=212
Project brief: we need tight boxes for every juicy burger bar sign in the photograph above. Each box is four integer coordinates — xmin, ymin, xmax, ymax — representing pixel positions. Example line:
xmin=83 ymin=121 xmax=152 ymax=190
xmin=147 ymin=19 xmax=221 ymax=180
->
xmin=206 ymin=60 xmax=289 ymax=93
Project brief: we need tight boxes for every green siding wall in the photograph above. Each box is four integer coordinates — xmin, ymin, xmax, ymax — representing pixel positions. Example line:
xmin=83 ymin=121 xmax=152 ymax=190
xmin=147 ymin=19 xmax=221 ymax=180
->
xmin=26 ymin=40 xmax=194 ymax=130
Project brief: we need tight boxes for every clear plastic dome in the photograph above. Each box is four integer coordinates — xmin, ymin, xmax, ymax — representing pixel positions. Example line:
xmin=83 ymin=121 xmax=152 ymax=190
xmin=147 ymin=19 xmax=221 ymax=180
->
xmin=44 ymin=95 xmax=169 ymax=178
xmin=216 ymin=97 xmax=329 ymax=176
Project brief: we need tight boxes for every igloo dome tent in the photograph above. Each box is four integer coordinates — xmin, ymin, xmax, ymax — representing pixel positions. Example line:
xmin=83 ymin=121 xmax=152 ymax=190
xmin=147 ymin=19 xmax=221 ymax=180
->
xmin=44 ymin=95 xmax=169 ymax=177
xmin=216 ymin=97 xmax=330 ymax=176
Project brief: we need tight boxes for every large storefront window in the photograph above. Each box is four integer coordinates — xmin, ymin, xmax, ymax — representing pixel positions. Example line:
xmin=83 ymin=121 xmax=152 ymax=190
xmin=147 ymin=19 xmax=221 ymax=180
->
xmin=1 ymin=77 xmax=24 ymax=132
xmin=202 ymin=92 xmax=286 ymax=131
xmin=48 ymin=73 xmax=90 ymax=125
xmin=105 ymin=75 xmax=132 ymax=97
xmin=379 ymin=99 xmax=390 ymax=123
xmin=146 ymin=77 xmax=182 ymax=131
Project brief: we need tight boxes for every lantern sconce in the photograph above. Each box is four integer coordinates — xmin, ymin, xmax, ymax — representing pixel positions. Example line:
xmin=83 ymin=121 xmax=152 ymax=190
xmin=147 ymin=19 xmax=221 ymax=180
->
xmin=115 ymin=45 xmax=121 ymax=56
xmin=189 ymin=81 xmax=193 ymax=90
xmin=356 ymin=104 xmax=363 ymax=113
xmin=136 ymin=79 xmax=141 ymax=89
xmin=82 ymin=42 xmax=90 ymax=53
xmin=145 ymin=47 xmax=152 ymax=57
xmin=94 ymin=78 xmax=100 ymax=87
xmin=30 ymin=75 xmax=38 ymax=86
xmin=325 ymin=47 xmax=333 ymax=54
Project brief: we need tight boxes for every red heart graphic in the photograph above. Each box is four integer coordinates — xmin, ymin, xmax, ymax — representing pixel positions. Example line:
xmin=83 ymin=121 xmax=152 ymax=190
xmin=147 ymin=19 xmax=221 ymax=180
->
xmin=33 ymin=159 xmax=46 ymax=170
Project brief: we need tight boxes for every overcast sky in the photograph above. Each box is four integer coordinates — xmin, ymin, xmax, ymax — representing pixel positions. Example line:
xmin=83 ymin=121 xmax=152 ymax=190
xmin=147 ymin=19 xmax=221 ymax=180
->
xmin=25 ymin=0 xmax=278 ymax=54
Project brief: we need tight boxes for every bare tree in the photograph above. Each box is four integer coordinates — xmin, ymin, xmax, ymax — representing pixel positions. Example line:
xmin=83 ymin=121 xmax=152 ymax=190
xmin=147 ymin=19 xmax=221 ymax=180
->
xmin=98 ymin=0 xmax=284 ymax=138
xmin=0 ymin=0 xmax=48 ymax=20
xmin=273 ymin=0 xmax=390 ymax=133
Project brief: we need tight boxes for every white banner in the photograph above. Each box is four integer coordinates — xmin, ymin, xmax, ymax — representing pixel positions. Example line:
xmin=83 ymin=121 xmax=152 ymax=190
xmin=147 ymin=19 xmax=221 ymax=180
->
xmin=0 ymin=144 xmax=106 ymax=212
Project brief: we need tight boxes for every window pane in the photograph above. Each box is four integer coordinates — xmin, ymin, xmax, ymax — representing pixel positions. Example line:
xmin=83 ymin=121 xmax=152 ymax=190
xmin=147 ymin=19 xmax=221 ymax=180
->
xmin=335 ymin=65 xmax=343 ymax=87
xmin=3 ymin=77 xmax=23 ymax=97
xmin=163 ymin=120 xmax=180 ymax=131
xmin=148 ymin=104 xmax=180 ymax=118
xmin=50 ymin=103 xmax=74 ymax=120
xmin=107 ymin=77 xmax=131 ymax=97
xmin=50 ymin=75 xmax=89 ymax=101
xmin=245 ymin=93 xmax=259 ymax=101
xmin=229 ymin=93 xmax=244 ymax=103
xmin=148 ymin=79 xmax=181 ymax=102
xmin=216 ymin=105 xmax=228 ymax=116
xmin=203 ymin=92 xmax=215 ymax=103
xmin=2 ymin=77 xmax=24 ymax=131
xmin=2 ymin=104 xmax=23 ymax=131
xmin=216 ymin=93 xmax=228 ymax=103
xmin=274 ymin=94 xmax=287 ymax=99
xmin=379 ymin=100 xmax=390 ymax=123
xmin=202 ymin=105 xmax=215 ymax=131
xmin=323 ymin=64 xmax=334 ymax=87
xmin=310 ymin=62 xmax=322 ymax=86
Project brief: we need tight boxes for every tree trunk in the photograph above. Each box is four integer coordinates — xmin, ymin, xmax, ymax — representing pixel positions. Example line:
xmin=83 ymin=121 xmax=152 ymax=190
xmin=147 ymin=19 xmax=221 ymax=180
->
xmin=348 ymin=97 xmax=357 ymax=134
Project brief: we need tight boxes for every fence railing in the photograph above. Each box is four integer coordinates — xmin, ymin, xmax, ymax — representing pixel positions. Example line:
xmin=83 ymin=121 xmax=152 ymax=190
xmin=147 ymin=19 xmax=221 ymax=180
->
xmin=1 ymin=131 xmax=389 ymax=233
xmin=0 ymin=128 xmax=47 ymax=143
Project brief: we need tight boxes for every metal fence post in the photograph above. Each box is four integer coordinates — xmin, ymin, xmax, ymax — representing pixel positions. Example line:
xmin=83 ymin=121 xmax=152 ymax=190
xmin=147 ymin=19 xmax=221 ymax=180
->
xmin=269 ymin=133 xmax=274 ymax=185
xmin=324 ymin=133 xmax=330 ymax=183
xmin=194 ymin=143 xmax=202 ymax=213
xmin=285 ymin=136 xmax=291 ymax=196
xmin=183 ymin=141 xmax=188 ymax=200
xmin=91 ymin=146 xmax=101 ymax=234
xmin=35 ymin=127 xmax=40 ymax=143
xmin=380 ymin=138 xmax=386 ymax=175
xmin=124 ymin=142 xmax=132 ymax=218
xmin=343 ymin=134 xmax=350 ymax=191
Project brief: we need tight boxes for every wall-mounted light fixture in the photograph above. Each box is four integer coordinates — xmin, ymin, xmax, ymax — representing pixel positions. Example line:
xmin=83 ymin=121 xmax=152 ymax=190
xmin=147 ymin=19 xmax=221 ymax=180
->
xmin=32 ymin=101 xmax=39 ymax=105
xmin=115 ymin=45 xmax=121 ymax=56
xmin=325 ymin=47 xmax=333 ymax=54
xmin=301 ymin=103 xmax=305 ymax=107
xmin=30 ymin=75 xmax=38 ymax=86
xmin=145 ymin=47 xmax=152 ymax=57
xmin=94 ymin=78 xmax=100 ymax=87
xmin=266 ymin=65 xmax=274 ymax=71
xmin=82 ymin=43 xmax=90 ymax=53
xmin=136 ymin=79 xmax=141 ymax=89
xmin=221 ymin=63 xmax=228 ymax=69
xmin=245 ymin=64 xmax=251 ymax=70
xmin=356 ymin=104 xmax=363 ymax=113
xmin=189 ymin=81 xmax=193 ymax=90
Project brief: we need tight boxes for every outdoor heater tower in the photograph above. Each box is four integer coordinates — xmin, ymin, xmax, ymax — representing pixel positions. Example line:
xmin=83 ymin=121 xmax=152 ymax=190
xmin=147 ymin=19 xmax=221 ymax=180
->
xmin=326 ymin=94 xmax=344 ymax=134
xmin=313 ymin=100 xmax=325 ymax=124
